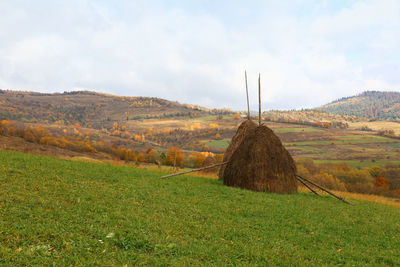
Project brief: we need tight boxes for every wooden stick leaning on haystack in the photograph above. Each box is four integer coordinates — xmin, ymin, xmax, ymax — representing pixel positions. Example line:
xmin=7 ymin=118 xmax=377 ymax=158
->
xmin=296 ymin=175 xmax=320 ymax=196
xmin=245 ymin=70 xmax=250 ymax=120
xmin=296 ymin=174 xmax=351 ymax=204
xmin=160 ymin=162 xmax=350 ymax=204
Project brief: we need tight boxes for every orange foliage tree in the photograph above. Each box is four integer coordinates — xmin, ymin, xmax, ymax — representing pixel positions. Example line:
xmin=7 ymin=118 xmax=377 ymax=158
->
xmin=0 ymin=120 xmax=9 ymax=135
xmin=165 ymin=147 xmax=184 ymax=167
xmin=138 ymin=153 xmax=146 ymax=162
xmin=375 ymin=175 xmax=389 ymax=189
xmin=233 ymin=114 xmax=241 ymax=120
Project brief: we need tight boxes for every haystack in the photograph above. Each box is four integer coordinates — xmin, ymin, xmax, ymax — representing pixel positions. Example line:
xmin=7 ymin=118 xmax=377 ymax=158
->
xmin=201 ymin=156 xmax=218 ymax=173
xmin=218 ymin=119 xmax=257 ymax=180
xmin=223 ymin=124 xmax=297 ymax=193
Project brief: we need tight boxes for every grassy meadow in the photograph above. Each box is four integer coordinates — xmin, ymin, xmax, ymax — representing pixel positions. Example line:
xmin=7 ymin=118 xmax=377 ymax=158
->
xmin=1 ymin=150 xmax=400 ymax=266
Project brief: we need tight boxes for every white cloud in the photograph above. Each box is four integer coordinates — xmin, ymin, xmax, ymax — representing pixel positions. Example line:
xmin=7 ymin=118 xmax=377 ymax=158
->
xmin=0 ymin=0 xmax=400 ymax=110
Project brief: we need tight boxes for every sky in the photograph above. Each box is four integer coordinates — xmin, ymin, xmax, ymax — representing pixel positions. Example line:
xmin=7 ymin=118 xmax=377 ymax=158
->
xmin=1 ymin=0 xmax=400 ymax=111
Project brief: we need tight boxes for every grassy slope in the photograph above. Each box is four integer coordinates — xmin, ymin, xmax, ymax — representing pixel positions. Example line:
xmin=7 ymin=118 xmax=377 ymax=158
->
xmin=1 ymin=150 xmax=400 ymax=266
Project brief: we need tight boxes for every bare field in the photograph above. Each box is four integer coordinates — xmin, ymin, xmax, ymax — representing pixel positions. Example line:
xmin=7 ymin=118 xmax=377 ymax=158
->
xmin=349 ymin=121 xmax=400 ymax=134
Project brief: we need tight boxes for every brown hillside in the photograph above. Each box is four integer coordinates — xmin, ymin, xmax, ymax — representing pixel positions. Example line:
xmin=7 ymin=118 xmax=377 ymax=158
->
xmin=0 ymin=90 xmax=232 ymax=128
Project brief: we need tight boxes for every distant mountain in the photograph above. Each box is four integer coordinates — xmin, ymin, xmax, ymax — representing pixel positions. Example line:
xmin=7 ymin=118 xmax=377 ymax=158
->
xmin=0 ymin=90 xmax=232 ymax=128
xmin=317 ymin=91 xmax=400 ymax=120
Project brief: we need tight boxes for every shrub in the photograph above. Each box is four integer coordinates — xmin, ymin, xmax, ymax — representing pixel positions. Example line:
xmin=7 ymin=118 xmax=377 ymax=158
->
xmin=311 ymin=171 xmax=346 ymax=191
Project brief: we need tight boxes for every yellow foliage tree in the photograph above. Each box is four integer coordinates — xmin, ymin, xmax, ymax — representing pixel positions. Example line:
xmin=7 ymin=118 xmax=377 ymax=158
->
xmin=134 ymin=134 xmax=141 ymax=141
xmin=165 ymin=147 xmax=184 ymax=167
xmin=209 ymin=123 xmax=219 ymax=129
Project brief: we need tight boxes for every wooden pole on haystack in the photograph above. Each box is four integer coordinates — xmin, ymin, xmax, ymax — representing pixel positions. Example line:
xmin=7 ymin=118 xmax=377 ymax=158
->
xmin=258 ymin=73 xmax=261 ymax=126
xmin=245 ymin=70 xmax=250 ymax=120
xmin=297 ymin=175 xmax=320 ymax=196
xmin=296 ymin=175 xmax=351 ymax=204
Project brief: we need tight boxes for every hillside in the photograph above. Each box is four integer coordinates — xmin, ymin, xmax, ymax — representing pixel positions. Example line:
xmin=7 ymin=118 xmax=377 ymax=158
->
xmin=1 ymin=150 xmax=400 ymax=265
xmin=0 ymin=89 xmax=232 ymax=128
xmin=317 ymin=91 xmax=400 ymax=120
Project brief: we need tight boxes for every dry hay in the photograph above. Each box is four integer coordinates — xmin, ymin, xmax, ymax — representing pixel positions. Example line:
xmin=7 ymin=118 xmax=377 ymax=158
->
xmin=218 ymin=119 xmax=257 ymax=179
xmin=223 ymin=124 xmax=297 ymax=194
xmin=201 ymin=156 xmax=218 ymax=173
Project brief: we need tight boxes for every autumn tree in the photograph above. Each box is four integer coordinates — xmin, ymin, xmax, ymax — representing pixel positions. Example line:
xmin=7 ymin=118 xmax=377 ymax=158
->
xmin=83 ymin=143 xmax=96 ymax=153
xmin=23 ymin=127 xmax=36 ymax=142
xmin=0 ymin=120 xmax=9 ymax=135
xmin=134 ymin=134 xmax=141 ymax=142
xmin=209 ymin=123 xmax=219 ymax=129
xmin=375 ymin=175 xmax=389 ymax=189
xmin=191 ymin=152 xmax=206 ymax=168
xmin=215 ymin=153 xmax=224 ymax=163
xmin=165 ymin=147 xmax=184 ymax=167
xmin=311 ymin=171 xmax=346 ymax=191
xmin=146 ymin=150 xmax=160 ymax=164
xmin=127 ymin=149 xmax=137 ymax=162
xmin=112 ymin=122 xmax=118 ymax=129
xmin=138 ymin=153 xmax=146 ymax=162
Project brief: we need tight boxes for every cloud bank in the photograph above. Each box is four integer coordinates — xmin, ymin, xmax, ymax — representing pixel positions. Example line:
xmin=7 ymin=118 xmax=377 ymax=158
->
xmin=1 ymin=0 xmax=400 ymax=110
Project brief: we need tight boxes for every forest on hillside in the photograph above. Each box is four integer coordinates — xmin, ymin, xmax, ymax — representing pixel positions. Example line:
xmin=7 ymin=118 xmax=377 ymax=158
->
xmin=318 ymin=91 xmax=400 ymax=120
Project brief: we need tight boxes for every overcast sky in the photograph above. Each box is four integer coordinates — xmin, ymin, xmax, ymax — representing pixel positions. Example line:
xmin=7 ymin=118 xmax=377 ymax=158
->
xmin=1 ymin=0 xmax=400 ymax=110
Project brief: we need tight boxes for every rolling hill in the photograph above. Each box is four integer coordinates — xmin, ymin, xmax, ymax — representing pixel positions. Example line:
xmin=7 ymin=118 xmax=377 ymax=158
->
xmin=0 ymin=89 xmax=232 ymax=128
xmin=317 ymin=91 xmax=400 ymax=120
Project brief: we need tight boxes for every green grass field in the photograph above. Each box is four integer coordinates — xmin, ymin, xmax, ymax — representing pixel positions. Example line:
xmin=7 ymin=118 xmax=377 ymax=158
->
xmin=1 ymin=150 xmax=400 ymax=266
xmin=205 ymin=138 xmax=231 ymax=149
xmin=189 ymin=115 xmax=233 ymax=122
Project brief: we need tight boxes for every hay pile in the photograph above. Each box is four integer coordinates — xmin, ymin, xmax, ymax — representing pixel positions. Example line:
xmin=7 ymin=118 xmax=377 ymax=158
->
xmin=218 ymin=119 xmax=257 ymax=180
xmin=223 ymin=124 xmax=297 ymax=194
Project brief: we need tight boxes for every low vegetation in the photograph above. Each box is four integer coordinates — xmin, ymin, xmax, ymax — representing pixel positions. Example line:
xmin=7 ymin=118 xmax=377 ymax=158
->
xmin=296 ymin=158 xmax=400 ymax=199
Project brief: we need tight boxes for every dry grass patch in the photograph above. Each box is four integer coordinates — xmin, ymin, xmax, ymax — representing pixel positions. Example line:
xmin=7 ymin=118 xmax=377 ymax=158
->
xmin=299 ymin=186 xmax=400 ymax=208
